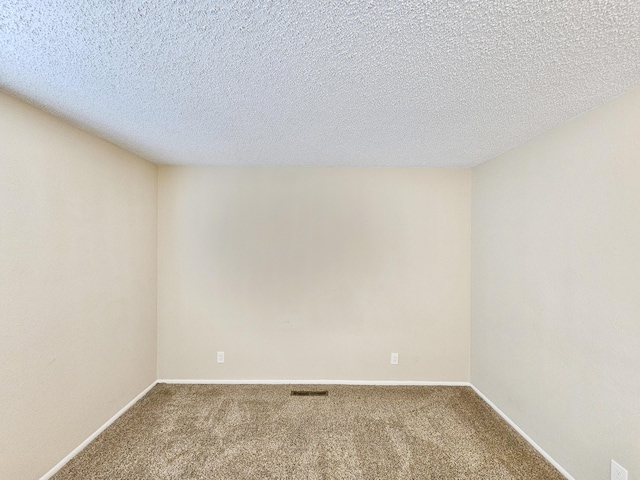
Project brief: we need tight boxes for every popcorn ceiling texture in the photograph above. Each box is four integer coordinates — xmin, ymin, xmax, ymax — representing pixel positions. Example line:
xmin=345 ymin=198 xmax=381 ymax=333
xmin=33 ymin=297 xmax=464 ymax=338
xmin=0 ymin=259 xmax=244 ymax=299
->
xmin=1 ymin=0 xmax=640 ymax=167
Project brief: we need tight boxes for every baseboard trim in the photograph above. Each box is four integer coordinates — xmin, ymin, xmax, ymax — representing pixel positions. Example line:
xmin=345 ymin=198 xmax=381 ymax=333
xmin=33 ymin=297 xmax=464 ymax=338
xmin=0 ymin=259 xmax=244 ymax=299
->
xmin=470 ymin=385 xmax=575 ymax=480
xmin=158 ymin=379 xmax=472 ymax=386
xmin=40 ymin=380 xmax=158 ymax=480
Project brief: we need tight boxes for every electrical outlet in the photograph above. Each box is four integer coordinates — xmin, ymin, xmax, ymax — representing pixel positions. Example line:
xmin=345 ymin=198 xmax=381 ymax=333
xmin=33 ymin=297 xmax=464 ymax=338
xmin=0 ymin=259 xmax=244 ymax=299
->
xmin=611 ymin=460 xmax=628 ymax=480
xmin=391 ymin=352 xmax=399 ymax=365
xmin=217 ymin=351 xmax=224 ymax=364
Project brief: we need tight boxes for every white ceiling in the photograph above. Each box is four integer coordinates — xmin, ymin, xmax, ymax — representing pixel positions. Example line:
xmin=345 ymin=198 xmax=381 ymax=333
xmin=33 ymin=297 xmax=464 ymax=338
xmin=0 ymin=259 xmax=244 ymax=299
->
xmin=1 ymin=1 xmax=639 ymax=167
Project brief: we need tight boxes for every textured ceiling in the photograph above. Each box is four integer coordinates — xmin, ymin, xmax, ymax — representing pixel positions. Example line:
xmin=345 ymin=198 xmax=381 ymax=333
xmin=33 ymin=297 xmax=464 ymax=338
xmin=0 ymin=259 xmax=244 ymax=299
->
xmin=1 ymin=1 xmax=640 ymax=167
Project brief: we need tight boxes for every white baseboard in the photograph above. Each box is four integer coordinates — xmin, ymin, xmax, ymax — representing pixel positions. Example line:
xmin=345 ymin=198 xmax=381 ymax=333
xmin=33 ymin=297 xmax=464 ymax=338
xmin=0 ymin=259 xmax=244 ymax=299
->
xmin=158 ymin=379 xmax=472 ymax=386
xmin=40 ymin=380 xmax=158 ymax=480
xmin=470 ymin=385 xmax=575 ymax=480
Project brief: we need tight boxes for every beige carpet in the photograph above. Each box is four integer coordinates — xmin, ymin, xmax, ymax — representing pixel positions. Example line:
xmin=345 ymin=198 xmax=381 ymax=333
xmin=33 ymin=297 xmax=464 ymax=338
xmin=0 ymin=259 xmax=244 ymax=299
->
xmin=53 ymin=384 xmax=564 ymax=479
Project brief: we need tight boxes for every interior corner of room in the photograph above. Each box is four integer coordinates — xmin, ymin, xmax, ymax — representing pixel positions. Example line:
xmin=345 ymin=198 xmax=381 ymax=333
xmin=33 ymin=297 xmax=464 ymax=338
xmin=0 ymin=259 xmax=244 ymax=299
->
xmin=2 ymin=85 xmax=639 ymax=479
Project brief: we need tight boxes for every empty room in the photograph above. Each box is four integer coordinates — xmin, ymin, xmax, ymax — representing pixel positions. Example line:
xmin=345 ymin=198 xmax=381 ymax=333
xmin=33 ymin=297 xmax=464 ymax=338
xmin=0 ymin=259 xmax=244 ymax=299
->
xmin=1 ymin=1 xmax=638 ymax=479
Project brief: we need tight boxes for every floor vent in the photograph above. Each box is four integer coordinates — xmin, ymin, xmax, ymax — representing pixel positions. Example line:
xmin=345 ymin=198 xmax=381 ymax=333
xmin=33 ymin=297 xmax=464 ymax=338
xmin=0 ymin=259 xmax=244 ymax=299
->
xmin=291 ymin=390 xmax=328 ymax=396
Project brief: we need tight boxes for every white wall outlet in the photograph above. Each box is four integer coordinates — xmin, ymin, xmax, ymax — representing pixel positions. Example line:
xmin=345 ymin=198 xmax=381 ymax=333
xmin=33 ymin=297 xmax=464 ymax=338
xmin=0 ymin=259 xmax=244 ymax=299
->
xmin=217 ymin=351 xmax=224 ymax=364
xmin=611 ymin=460 xmax=628 ymax=480
xmin=391 ymin=352 xmax=399 ymax=365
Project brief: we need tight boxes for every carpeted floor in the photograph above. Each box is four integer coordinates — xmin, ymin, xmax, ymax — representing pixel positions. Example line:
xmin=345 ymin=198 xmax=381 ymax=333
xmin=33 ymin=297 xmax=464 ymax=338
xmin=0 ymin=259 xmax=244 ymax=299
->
xmin=53 ymin=384 xmax=565 ymax=479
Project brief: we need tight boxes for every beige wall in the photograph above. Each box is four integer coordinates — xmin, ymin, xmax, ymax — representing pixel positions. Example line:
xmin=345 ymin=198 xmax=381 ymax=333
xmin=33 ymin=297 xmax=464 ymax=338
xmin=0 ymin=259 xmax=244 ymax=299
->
xmin=0 ymin=91 xmax=158 ymax=479
xmin=158 ymin=167 xmax=471 ymax=381
xmin=471 ymin=85 xmax=640 ymax=479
